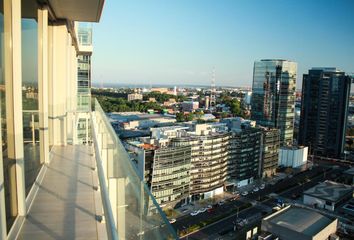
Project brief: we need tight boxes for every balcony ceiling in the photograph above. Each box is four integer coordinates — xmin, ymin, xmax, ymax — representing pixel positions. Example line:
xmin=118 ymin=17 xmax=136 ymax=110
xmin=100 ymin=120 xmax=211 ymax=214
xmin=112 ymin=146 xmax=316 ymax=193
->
xmin=47 ymin=0 xmax=105 ymax=22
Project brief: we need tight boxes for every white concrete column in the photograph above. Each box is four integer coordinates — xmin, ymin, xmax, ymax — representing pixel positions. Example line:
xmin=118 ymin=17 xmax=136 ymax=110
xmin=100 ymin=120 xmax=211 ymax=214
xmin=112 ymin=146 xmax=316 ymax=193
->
xmin=48 ymin=24 xmax=54 ymax=148
xmin=38 ymin=7 xmax=49 ymax=164
xmin=116 ymin=178 xmax=126 ymax=240
xmin=4 ymin=0 xmax=26 ymax=217
xmin=51 ymin=23 xmax=68 ymax=145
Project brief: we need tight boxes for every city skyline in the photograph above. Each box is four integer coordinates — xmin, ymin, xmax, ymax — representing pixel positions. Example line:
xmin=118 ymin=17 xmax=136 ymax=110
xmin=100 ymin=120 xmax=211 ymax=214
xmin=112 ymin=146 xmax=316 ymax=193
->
xmin=92 ymin=0 xmax=354 ymax=88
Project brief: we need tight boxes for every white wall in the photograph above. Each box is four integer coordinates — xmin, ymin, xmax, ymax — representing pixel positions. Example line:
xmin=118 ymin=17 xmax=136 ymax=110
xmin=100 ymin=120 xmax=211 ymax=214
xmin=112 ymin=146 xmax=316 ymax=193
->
xmin=279 ymin=147 xmax=308 ymax=168
xmin=303 ymin=195 xmax=335 ymax=211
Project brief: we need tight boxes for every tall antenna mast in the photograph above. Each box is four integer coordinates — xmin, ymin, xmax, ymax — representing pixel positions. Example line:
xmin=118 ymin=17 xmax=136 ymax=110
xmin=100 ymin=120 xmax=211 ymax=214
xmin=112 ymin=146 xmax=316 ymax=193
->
xmin=210 ymin=67 xmax=216 ymax=108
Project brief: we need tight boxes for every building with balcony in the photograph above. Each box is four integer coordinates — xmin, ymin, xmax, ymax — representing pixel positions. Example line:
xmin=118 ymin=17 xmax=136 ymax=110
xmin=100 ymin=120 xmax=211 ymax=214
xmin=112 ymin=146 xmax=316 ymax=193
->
xmin=224 ymin=118 xmax=262 ymax=187
xmin=0 ymin=1 xmax=177 ymax=239
xmin=261 ymin=128 xmax=280 ymax=178
xmin=298 ymin=68 xmax=351 ymax=158
xmin=172 ymin=132 xmax=230 ymax=200
xmin=251 ymin=59 xmax=297 ymax=146
xmin=125 ymin=141 xmax=191 ymax=209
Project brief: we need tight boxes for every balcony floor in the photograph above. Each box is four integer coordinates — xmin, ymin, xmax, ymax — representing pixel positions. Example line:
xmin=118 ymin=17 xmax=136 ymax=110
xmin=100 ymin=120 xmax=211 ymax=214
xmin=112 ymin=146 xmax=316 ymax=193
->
xmin=17 ymin=145 xmax=103 ymax=240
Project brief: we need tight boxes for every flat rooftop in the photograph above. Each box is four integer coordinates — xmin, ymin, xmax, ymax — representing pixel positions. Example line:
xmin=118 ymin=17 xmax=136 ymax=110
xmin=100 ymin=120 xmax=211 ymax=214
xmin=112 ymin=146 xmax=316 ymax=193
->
xmin=266 ymin=206 xmax=333 ymax=236
xmin=108 ymin=112 xmax=175 ymax=122
xmin=304 ymin=180 xmax=353 ymax=202
xmin=344 ymin=167 xmax=354 ymax=176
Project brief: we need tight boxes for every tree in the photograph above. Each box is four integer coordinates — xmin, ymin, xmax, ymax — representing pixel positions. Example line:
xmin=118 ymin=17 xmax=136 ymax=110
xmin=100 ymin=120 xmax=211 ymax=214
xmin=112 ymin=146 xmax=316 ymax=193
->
xmin=176 ymin=112 xmax=185 ymax=122
xmin=185 ymin=113 xmax=194 ymax=121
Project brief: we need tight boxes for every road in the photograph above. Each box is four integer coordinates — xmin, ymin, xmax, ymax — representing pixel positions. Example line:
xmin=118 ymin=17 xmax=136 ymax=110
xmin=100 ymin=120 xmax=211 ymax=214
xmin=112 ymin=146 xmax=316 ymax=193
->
xmin=173 ymin=165 xmax=349 ymax=240
xmin=181 ymin=205 xmax=264 ymax=240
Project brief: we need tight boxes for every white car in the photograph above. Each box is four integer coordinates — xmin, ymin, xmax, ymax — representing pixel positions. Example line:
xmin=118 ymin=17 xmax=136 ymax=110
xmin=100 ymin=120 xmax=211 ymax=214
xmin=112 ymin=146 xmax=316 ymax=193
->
xmin=199 ymin=208 xmax=207 ymax=213
xmin=207 ymin=205 xmax=213 ymax=209
xmin=190 ymin=211 xmax=199 ymax=216
xmin=241 ymin=191 xmax=248 ymax=196
xmin=260 ymin=184 xmax=265 ymax=189
xmin=169 ymin=218 xmax=176 ymax=224
xmin=253 ymin=187 xmax=259 ymax=192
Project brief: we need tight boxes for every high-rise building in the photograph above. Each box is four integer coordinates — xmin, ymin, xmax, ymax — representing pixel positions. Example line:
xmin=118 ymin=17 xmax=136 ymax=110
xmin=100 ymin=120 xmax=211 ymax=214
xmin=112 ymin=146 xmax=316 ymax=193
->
xmin=298 ymin=68 xmax=351 ymax=158
xmin=0 ymin=1 xmax=176 ymax=239
xmin=251 ymin=59 xmax=297 ymax=146
xmin=76 ymin=23 xmax=93 ymax=144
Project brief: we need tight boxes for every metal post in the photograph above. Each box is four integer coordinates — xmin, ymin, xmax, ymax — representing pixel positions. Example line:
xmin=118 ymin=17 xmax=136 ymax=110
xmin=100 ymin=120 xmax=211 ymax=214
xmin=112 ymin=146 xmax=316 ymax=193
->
xmin=31 ymin=113 xmax=35 ymax=145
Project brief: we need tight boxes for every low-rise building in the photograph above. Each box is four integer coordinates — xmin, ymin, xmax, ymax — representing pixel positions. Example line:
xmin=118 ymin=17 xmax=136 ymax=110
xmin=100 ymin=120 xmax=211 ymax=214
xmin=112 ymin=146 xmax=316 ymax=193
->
xmin=127 ymin=93 xmax=143 ymax=101
xmin=279 ymin=146 xmax=308 ymax=168
xmin=261 ymin=206 xmax=338 ymax=240
xmin=343 ymin=167 xmax=354 ymax=185
xmin=303 ymin=181 xmax=353 ymax=211
xmin=181 ymin=101 xmax=199 ymax=112
xmin=108 ymin=112 xmax=176 ymax=130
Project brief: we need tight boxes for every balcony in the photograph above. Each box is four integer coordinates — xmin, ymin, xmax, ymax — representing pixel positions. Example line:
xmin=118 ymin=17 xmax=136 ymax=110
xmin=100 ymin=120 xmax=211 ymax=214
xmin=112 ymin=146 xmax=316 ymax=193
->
xmin=17 ymin=100 xmax=177 ymax=239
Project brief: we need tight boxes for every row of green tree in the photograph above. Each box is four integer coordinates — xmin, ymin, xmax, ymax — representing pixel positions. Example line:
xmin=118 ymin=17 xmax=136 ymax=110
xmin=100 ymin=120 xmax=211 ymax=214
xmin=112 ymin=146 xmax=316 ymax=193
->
xmin=95 ymin=96 xmax=164 ymax=113
xmin=143 ymin=91 xmax=187 ymax=103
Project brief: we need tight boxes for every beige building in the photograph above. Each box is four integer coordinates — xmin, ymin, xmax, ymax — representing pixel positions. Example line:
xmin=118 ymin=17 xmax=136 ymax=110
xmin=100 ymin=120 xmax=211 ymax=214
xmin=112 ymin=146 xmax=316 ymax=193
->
xmin=127 ymin=93 xmax=143 ymax=101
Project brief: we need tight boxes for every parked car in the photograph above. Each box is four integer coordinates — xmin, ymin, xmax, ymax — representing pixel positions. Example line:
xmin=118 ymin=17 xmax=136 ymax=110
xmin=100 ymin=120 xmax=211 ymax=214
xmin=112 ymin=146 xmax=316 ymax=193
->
xmin=169 ymin=218 xmax=176 ymax=224
xmin=218 ymin=200 xmax=225 ymax=206
xmin=199 ymin=208 xmax=207 ymax=213
xmin=260 ymin=184 xmax=265 ymax=189
xmin=253 ymin=187 xmax=259 ymax=192
xmin=241 ymin=191 xmax=248 ymax=196
xmin=190 ymin=211 xmax=199 ymax=216
xmin=207 ymin=205 xmax=213 ymax=209
xmin=207 ymin=207 xmax=215 ymax=213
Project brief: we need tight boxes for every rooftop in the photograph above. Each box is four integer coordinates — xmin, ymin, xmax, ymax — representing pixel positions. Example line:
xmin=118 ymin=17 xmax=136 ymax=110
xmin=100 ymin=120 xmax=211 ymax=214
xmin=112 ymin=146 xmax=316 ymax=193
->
xmin=310 ymin=67 xmax=341 ymax=72
xmin=344 ymin=167 xmax=354 ymax=176
xmin=265 ymin=206 xmax=334 ymax=236
xmin=108 ymin=112 xmax=175 ymax=122
xmin=304 ymin=180 xmax=353 ymax=202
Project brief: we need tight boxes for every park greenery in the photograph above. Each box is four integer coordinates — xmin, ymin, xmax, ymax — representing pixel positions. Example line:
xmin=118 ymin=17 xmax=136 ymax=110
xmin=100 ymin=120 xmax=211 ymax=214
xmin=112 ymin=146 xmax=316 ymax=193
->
xmin=93 ymin=88 xmax=246 ymax=120
xmin=94 ymin=95 xmax=164 ymax=113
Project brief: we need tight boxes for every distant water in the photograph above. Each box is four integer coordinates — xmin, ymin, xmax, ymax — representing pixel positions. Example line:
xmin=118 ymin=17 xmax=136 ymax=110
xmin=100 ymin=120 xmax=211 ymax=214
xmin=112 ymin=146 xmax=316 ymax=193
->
xmin=92 ymin=82 xmax=249 ymax=89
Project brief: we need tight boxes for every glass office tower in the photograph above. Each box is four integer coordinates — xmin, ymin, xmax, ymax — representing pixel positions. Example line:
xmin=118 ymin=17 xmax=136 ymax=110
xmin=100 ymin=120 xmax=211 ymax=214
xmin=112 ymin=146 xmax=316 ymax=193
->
xmin=251 ymin=59 xmax=297 ymax=146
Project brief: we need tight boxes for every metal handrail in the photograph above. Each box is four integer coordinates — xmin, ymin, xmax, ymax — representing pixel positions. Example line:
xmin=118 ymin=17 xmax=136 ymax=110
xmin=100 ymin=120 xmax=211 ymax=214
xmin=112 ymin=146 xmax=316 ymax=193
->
xmin=93 ymin=99 xmax=179 ymax=239
xmin=91 ymin=112 xmax=119 ymax=240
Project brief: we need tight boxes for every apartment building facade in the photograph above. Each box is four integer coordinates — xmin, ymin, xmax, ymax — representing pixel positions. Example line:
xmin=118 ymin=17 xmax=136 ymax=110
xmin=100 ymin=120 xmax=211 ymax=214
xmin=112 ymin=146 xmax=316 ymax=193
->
xmin=228 ymin=128 xmax=262 ymax=187
xmin=261 ymin=128 xmax=280 ymax=178
xmin=298 ymin=68 xmax=351 ymax=158
xmin=126 ymin=141 xmax=191 ymax=209
xmin=172 ymin=132 xmax=230 ymax=200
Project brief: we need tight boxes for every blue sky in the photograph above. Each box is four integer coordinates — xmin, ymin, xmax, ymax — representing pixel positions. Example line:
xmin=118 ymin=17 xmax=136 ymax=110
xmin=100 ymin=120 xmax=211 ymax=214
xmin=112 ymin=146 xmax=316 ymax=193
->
xmin=92 ymin=0 xmax=354 ymax=88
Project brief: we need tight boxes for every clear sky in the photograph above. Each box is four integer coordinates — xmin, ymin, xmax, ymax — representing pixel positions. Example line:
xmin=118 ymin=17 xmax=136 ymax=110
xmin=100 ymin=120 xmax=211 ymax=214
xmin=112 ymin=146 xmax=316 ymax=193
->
xmin=92 ymin=0 xmax=354 ymax=89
